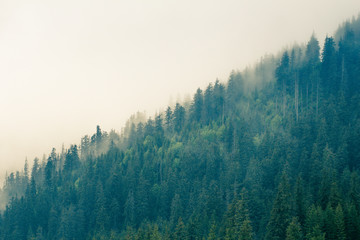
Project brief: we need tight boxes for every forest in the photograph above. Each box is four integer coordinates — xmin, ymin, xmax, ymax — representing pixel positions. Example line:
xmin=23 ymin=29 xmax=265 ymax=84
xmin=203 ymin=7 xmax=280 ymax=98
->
xmin=1 ymin=16 xmax=360 ymax=240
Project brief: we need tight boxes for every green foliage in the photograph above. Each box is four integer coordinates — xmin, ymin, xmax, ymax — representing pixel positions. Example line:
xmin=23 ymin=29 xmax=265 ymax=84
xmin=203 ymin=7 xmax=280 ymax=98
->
xmin=266 ymin=171 xmax=292 ymax=240
xmin=239 ymin=219 xmax=253 ymax=240
xmin=286 ymin=217 xmax=303 ymax=240
xmin=306 ymin=225 xmax=325 ymax=240
xmin=1 ymin=15 xmax=360 ymax=240
xmin=174 ymin=218 xmax=187 ymax=240
xmin=207 ymin=221 xmax=217 ymax=240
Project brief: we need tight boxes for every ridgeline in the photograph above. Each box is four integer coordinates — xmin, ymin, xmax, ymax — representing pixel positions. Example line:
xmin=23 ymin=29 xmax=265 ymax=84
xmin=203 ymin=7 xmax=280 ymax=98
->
xmin=1 ymin=16 xmax=360 ymax=240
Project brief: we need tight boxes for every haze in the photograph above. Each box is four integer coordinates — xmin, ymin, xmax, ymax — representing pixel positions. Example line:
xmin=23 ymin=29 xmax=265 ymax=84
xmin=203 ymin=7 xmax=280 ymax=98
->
xmin=1 ymin=0 xmax=359 ymax=180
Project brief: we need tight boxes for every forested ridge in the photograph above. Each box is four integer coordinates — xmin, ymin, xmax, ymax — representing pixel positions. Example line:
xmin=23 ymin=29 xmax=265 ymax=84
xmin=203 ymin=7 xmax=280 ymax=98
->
xmin=1 ymin=16 xmax=360 ymax=240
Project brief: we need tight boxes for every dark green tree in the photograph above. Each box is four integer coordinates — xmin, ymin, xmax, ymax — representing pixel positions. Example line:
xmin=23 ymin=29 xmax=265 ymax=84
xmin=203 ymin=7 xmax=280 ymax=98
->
xmin=266 ymin=171 xmax=292 ymax=240
xmin=173 ymin=103 xmax=185 ymax=133
xmin=190 ymin=88 xmax=203 ymax=123
xmin=173 ymin=217 xmax=187 ymax=240
xmin=321 ymin=36 xmax=338 ymax=95
xmin=285 ymin=217 xmax=303 ymax=240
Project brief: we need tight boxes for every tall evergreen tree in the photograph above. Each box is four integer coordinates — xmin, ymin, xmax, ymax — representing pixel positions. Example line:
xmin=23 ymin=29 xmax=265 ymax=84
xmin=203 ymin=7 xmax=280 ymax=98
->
xmin=266 ymin=171 xmax=292 ymax=240
xmin=285 ymin=217 xmax=303 ymax=240
xmin=173 ymin=103 xmax=186 ymax=133
xmin=190 ymin=88 xmax=204 ymax=123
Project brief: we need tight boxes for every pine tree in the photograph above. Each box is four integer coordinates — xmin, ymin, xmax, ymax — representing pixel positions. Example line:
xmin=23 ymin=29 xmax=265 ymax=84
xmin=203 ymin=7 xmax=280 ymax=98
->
xmin=124 ymin=191 xmax=135 ymax=227
xmin=304 ymin=34 xmax=321 ymax=114
xmin=174 ymin=217 xmax=187 ymax=240
xmin=154 ymin=114 xmax=164 ymax=146
xmin=334 ymin=204 xmax=346 ymax=240
xmin=226 ymin=71 xmax=244 ymax=113
xmin=276 ymin=51 xmax=290 ymax=117
xmin=170 ymin=194 xmax=183 ymax=228
xmin=305 ymin=34 xmax=320 ymax=66
xmin=223 ymin=189 xmax=254 ymax=240
xmin=151 ymin=224 xmax=162 ymax=240
xmin=125 ymin=226 xmax=136 ymax=240
xmin=207 ymin=221 xmax=217 ymax=240
xmin=23 ymin=158 xmax=29 ymax=185
xmin=203 ymin=84 xmax=214 ymax=123
xmin=95 ymin=181 xmax=108 ymax=231
xmin=344 ymin=202 xmax=360 ymax=239
xmin=173 ymin=103 xmax=186 ymax=133
xmin=63 ymin=145 xmax=80 ymax=174
xmin=213 ymin=80 xmax=225 ymax=121
xmin=306 ymin=225 xmax=325 ymax=240
xmin=165 ymin=106 xmax=173 ymax=129
xmin=239 ymin=219 xmax=254 ymax=240
xmin=294 ymin=176 xmax=306 ymax=226
xmin=285 ymin=217 xmax=303 ymax=240
xmin=305 ymin=205 xmax=323 ymax=238
xmin=266 ymin=171 xmax=292 ymax=240
xmin=321 ymin=36 xmax=338 ymax=95
xmin=323 ymin=205 xmax=337 ymax=240
xmin=191 ymin=88 xmax=204 ymax=122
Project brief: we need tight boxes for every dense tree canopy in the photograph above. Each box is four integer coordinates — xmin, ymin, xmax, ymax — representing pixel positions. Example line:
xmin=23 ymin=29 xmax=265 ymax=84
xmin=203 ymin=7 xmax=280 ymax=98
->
xmin=1 ymin=16 xmax=360 ymax=240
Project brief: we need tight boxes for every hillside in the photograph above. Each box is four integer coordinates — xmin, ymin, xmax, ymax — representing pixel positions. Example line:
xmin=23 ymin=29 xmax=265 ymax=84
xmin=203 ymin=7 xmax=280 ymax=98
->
xmin=1 ymin=16 xmax=360 ymax=240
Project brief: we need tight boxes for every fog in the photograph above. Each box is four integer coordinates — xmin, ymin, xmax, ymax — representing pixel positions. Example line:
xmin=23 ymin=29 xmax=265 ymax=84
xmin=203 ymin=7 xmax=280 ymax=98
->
xmin=0 ymin=0 xmax=359 ymax=181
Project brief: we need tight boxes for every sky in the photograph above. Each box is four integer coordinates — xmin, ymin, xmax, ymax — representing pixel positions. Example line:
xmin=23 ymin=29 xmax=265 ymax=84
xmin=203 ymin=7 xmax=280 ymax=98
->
xmin=0 ymin=0 xmax=360 ymax=180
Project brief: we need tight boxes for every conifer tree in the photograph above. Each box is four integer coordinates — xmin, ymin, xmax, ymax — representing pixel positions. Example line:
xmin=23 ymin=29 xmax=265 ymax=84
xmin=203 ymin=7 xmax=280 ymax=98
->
xmin=191 ymin=88 xmax=203 ymax=122
xmin=173 ymin=103 xmax=186 ymax=133
xmin=125 ymin=226 xmax=136 ymax=240
xmin=294 ymin=176 xmax=305 ymax=226
xmin=207 ymin=221 xmax=217 ymax=240
xmin=334 ymin=204 xmax=346 ymax=240
xmin=239 ymin=219 xmax=253 ymax=240
xmin=266 ymin=171 xmax=292 ymax=240
xmin=203 ymin=84 xmax=214 ymax=123
xmin=285 ymin=217 xmax=303 ymax=240
xmin=321 ymin=36 xmax=338 ymax=95
xmin=174 ymin=217 xmax=187 ymax=240
xmin=305 ymin=205 xmax=323 ymax=238
xmin=306 ymin=225 xmax=325 ymax=240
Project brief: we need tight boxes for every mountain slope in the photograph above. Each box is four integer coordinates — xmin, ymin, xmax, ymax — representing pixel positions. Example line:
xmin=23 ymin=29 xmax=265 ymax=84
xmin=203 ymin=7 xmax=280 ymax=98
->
xmin=1 ymin=16 xmax=360 ymax=240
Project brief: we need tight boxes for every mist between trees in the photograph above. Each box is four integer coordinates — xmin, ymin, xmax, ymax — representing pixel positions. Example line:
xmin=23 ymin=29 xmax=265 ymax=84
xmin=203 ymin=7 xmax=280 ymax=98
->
xmin=1 ymin=16 xmax=360 ymax=240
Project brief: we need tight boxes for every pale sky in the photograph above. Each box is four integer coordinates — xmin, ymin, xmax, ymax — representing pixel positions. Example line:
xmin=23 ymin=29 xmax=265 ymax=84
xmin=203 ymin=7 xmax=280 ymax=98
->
xmin=0 ymin=0 xmax=359 ymax=179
